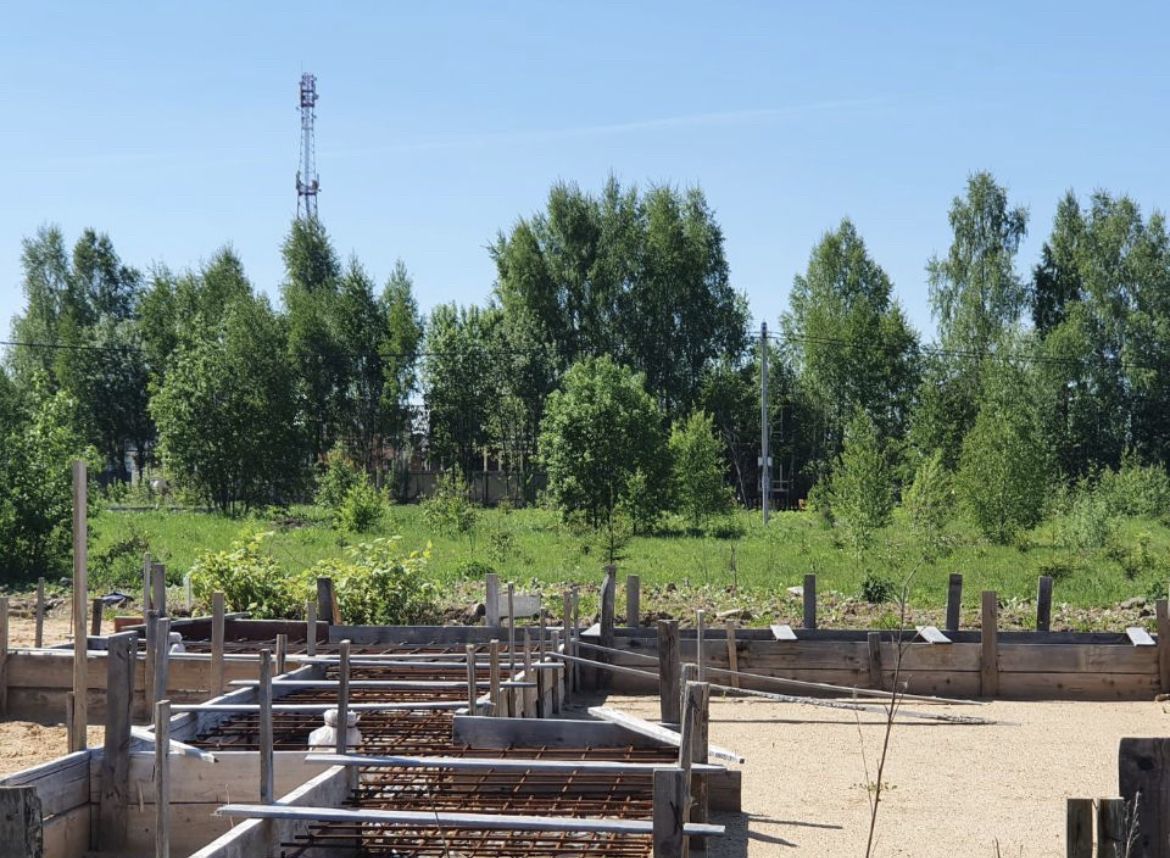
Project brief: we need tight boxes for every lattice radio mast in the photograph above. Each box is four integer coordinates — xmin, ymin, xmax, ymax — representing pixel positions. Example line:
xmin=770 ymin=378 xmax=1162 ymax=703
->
xmin=296 ymin=73 xmax=320 ymax=220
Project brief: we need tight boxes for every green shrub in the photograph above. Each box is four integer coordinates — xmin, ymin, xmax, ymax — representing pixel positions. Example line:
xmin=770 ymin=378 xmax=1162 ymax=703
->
xmin=860 ymin=571 xmax=897 ymax=604
xmin=90 ymin=523 xmax=150 ymax=591
xmin=312 ymin=538 xmax=437 ymax=625
xmin=337 ymin=481 xmax=387 ymax=533
xmin=1097 ymin=454 xmax=1170 ymax=519
xmin=1037 ymin=555 xmax=1076 ymax=583
xmin=1056 ymin=480 xmax=1117 ymax=549
xmin=317 ymin=446 xmax=365 ymax=513
xmin=452 ymin=559 xmax=497 ymax=580
xmin=709 ymin=517 xmax=746 ymax=540
xmin=903 ymin=449 xmax=955 ymax=561
xmin=422 ymin=471 xmax=477 ymax=535
xmin=190 ymin=532 xmax=308 ymax=618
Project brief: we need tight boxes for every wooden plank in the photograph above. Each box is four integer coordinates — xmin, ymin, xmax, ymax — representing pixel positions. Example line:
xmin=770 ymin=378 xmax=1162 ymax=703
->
xmin=803 ymin=574 xmax=817 ymax=629
xmin=725 ymin=622 xmax=739 ymax=689
xmin=981 ymin=591 xmax=999 ymax=698
xmin=1036 ymin=575 xmax=1053 ymax=632
xmin=316 ymin=577 xmax=339 ymax=625
xmin=0 ymin=752 xmax=91 ymax=819
xmin=653 ymin=767 xmax=686 ymax=858
xmin=41 ymin=803 xmax=86 ymax=858
xmin=155 ymin=699 xmax=171 ymax=858
xmin=89 ymin=598 xmax=102 ymax=636
xmin=770 ymin=624 xmax=796 ymax=641
xmin=153 ymin=615 xmax=171 ymax=709
xmin=485 ymin=573 xmax=500 ymax=627
xmin=626 ymin=575 xmax=640 ymax=627
xmin=151 ymin=562 xmax=167 ymax=618
xmin=998 ymin=644 xmax=1157 ymax=675
xmin=34 ymin=579 xmax=44 ymax=649
xmin=946 ymin=573 xmax=963 ymax=632
xmin=336 ymin=640 xmax=350 ymax=755
xmin=70 ymin=460 xmax=87 ymax=753
xmin=695 ymin=610 xmax=706 ymax=684
xmin=210 ymin=592 xmax=225 ymax=696
xmin=0 ymin=787 xmax=43 ymax=858
xmin=998 ymin=671 xmax=1158 ymax=700
xmin=1066 ymin=798 xmax=1092 ymax=858
xmin=121 ymin=751 xmax=332 ymax=804
xmin=97 ymin=632 xmax=134 ymax=851
xmin=684 ymin=681 xmax=710 ymax=851
xmin=259 ymin=649 xmax=274 ymax=803
xmin=304 ymin=600 xmax=317 ymax=657
xmin=306 ymin=752 xmax=724 ymax=774
xmin=489 ymin=639 xmax=501 ymax=714
xmin=1120 ymin=737 xmax=1170 ymax=858
xmin=1096 ymin=798 xmax=1126 ymax=858
xmin=1127 ymin=627 xmax=1156 ymax=647
xmin=0 ymin=598 xmax=7 ymax=716
xmin=465 ymin=644 xmax=478 ymax=712
xmin=587 ymin=706 xmax=744 ymax=764
xmin=601 ymin=565 xmax=616 ymax=653
xmin=915 ymin=625 xmax=951 ymax=645
xmin=1159 ymin=600 xmax=1170 ymax=693
xmin=867 ymin=632 xmax=882 ymax=689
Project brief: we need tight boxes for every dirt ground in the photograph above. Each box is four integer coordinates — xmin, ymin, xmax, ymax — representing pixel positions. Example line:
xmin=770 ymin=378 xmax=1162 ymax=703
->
xmin=603 ymin=694 xmax=1168 ymax=858
xmin=0 ymin=723 xmax=105 ymax=775
xmin=7 ymin=599 xmax=75 ymax=648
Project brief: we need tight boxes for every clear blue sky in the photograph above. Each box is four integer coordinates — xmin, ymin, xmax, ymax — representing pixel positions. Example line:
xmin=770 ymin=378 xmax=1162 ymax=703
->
xmin=2 ymin=1 xmax=1168 ymax=341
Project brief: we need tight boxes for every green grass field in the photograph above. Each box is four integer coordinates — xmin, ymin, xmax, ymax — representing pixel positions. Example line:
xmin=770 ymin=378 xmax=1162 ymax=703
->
xmin=84 ymin=503 xmax=1170 ymax=632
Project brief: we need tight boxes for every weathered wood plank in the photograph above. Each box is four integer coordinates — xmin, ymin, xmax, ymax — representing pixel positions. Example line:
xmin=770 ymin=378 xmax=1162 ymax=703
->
xmin=1119 ymin=737 xmax=1170 ymax=858
xmin=946 ymin=573 xmax=963 ymax=632
xmin=0 ymin=787 xmax=43 ymax=858
xmin=1066 ymin=797 xmax=1092 ymax=858
xmin=96 ymin=632 xmax=134 ymax=851
xmin=1036 ymin=575 xmax=1053 ymax=632
xmin=981 ymin=591 xmax=999 ymax=698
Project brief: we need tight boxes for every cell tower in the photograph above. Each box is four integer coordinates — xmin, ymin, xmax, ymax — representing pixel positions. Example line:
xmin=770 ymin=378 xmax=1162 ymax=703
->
xmin=296 ymin=73 xmax=320 ymax=220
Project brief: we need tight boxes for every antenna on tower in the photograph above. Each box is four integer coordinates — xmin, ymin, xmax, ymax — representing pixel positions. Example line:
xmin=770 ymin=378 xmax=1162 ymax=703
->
xmin=296 ymin=73 xmax=319 ymax=220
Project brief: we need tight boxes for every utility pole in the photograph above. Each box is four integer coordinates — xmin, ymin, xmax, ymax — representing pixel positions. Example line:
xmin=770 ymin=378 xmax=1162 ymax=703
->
xmin=760 ymin=322 xmax=770 ymax=525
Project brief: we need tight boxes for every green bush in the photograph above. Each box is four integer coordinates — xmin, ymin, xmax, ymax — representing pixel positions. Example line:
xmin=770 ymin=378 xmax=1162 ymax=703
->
xmin=317 ymin=446 xmax=364 ymax=513
xmin=453 ymin=559 xmax=497 ymax=580
xmin=190 ymin=532 xmax=308 ymax=618
xmin=1097 ymin=454 xmax=1170 ymax=519
xmin=312 ymin=538 xmax=437 ymax=625
xmin=422 ymin=471 xmax=477 ymax=535
xmin=337 ymin=481 xmax=387 ymax=533
xmin=902 ymin=449 xmax=955 ymax=560
xmin=860 ymin=571 xmax=897 ymax=604
xmin=1056 ymin=481 xmax=1117 ymax=550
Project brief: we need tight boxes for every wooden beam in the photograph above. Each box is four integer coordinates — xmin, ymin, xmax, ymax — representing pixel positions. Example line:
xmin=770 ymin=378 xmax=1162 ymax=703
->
xmin=305 ymin=752 xmax=725 ymax=774
xmin=507 ymin=584 xmax=516 ymax=673
xmin=653 ymin=767 xmax=687 ymax=858
xmin=90 ymin=597 xmax=102 ymax=636
xmin=1036 ymin=575 xmax=1054 ymax=632
xmin=151 ymin=562 xmax=167 ymax=618
xmin=683 ymin=681 xmax=710 ymax=851
xmin=210 ymin=592 xmax=225 ymax=696
xmin=485 ymin=573 xmax=500 ymax=627
xmin=1066 ymin=798 xmax=1092 ymax=858
xmin=215 ymin=804 xmax=725 ymax=837
xmin=867 ymin=632 xmax=882 ymax=690
xmin=316 ymin=577 xmax=339 ymax=626
xmin=97 ymin=631 xmax=134 ymax=851
xmin=658 ymin=620 xmax=681 ymax=725
xmin=275 ymin=633 xmax=288 ymax=675
xmin=696 ymin=610 xmax=706 ymax=683
xmin=489 ymin=639 xmax=501 ymax=715
xmin=1096 ymin=798 xmax=1126 ymax=858
xmin=981 ymin=591 xmax=999 ymax=698
xmin=626 ymin=575 xmax=640 ymax=627
xmin=304 ymin=600 xmax=317 ymax=657
xmin=587 ymin=706 xmax=744 ymax=764
xmin=155 ymin=698 xmax=171 ymax=858
xmin=0 ymin=787 xmax=43 ymax=858
xmin=336 ymin=640 xmax=350 ymax=755
xmin=803 ymin=574 xmax=817 ymax=629
xmin=601 ymin=565 xmax=616 ymax=654
xmin=946 ymin=573 xmax=963 ymax=633
xmin=1119 ymin=737 xmax=1170 ymax=858
xmin=33 ymin=579 xmax=44 ymax=649
xmin=1159 ymin=599 xmax=1170 ymax=694
xmin=70 ymin=459 xmax=87 ymax=753
xmin=154 ymin=615 xmax=171 ymax=708
xmin=465 ymin=644 xmax=477 ymax=712
xmin=258 ymin=649 xmax=273 ymax=804
xmin=725 ymin=622 xmax=740 ymax=689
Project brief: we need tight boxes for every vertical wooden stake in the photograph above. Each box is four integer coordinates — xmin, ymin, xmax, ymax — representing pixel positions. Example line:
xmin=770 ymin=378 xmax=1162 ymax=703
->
xmin=652 ymin=767 xmax=687 ymax=858
xmin=695 ymin=610 xmax=706 ymax=684
xmin=210 ymin=593 xmax=225 ymax=697
xmin=142 ymin=552 xmax=152 ymax=615
xmin=657 ymin=620 xmax=681 ymax=724
xmin=465 ymin=644 xmax=478 ymax=713
xmin=275 ymin=633 xmax=288 ymax=677
xmin=571 ymin=587 xmax=580 ymax=692
xmin=507 ymin=584 xmax=516 ymax=673
xmin=154 ymin=616 xmax=171 ymax=706
xmin=485 ymin=573 xmax=500 ymax=627
xmin=1036 ymin=575 xmax=1054 ymax=632
xmin=154 ymin=698 xmax=171 ymax=858
xmin=803 ymin=573 xmax=817 ymax=630
xmin=0 ymin=787 xmax=43 ymax=858
xmin=316 ymin=577 xmax=340 ymax=625
xmin=980 ymin=591 xmax=999 ymax=698
xmin=626 ymin=574 xmax=640 ymax=628
xmin=522 ymin=630 xmax=535 ymax=717
xmin=686 ymin=680 xmax=710 ymax=852
xmin=98 ymin=631 xmax=134 ymax=851
xmin=65 ymin=692 xmax=75 ymax=752
xmin=867 ymin=632 xmax=883 ymax=690
xmin=258 ymin=650 xmax=273 ymax=804
xmin=538 ymin=601 xmax=547 ymax=660
xmin=1119 ymin=737 xmax=1170 ymax=858
xmin=724 ymin=621 xmax=739 ymax=689
xmin=34 ymin=578 xmax=45 ymax=648
xmin=151 ymin=563 xmax=167 ymax=619
xmin=1065 ymin=798 xmax=1092 ymax=858
xmin=1157 ymin=599 xmax=1170 ymax=694
xmin=0 ymin=598 xmax=7 ymax=716
xmin=489 ymin=639 xmax=501 ymax=715
xmin=1096 ymin=798 xmax=1126 ymax=858
xmin=561 ymin=591 xmax=574 ymax=694
xmin=601 ymin=564 xmax=616 ymax=649
xmin=71 ymin=459 xmax=88 ymax=753
xmin=305 ymin=600 xmax=317 ymax=657
xmin=550 ymin=630 xmax=563 ymax=713
xmin=90 ymin=598 xmax=102 ymax=636
xmin=946 ymin=573 xmax=963 ymax=633
xmin=336 ymin=640 xmax=351 ymax=755
xmin=144 ymin=609 xmax=157 ymax=711
xmin=679 ymin=663 xmax=697 ymax=735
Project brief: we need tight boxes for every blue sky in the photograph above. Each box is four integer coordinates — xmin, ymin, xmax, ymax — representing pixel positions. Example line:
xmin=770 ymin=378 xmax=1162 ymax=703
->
xmin=1 ymin=2 xmax=1168 ymax=341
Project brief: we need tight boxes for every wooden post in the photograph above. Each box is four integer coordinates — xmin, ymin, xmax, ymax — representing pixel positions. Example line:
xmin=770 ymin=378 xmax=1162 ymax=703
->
xmin=154 ymin=616 xmax=171 ymax=705
xmin=0 ymin=598 xmax=7 ymax=716
xmin=97 ymin=631 xmax=134 ymax=851
xmin=538 ymin=603 xmax=547 ymax=660
xmin=981 ymin=591 xmax=999 ymax=698
xmin=275 ymin=633 xmax=287 ymax=676
xmin=601 ymin=564 xmax=616 ymax=649
xmin=316 ymin=577 xmax=340 ymax=625
xmin=151 ymin=562 xmax=167 ymax=618
xmin=64 ymin=692 xmax=74 ymax=752
xmin=485 ymin=573 xmax=500 ymax=627
xmin=465 ymin=644 xmax=478 ymax=712
xmin=258 ymin=650 xmax=273 ymax=804
xmin=1096 ymin=798 xmax=1126 ymax=858
xmin=336 ymin=640 xmax=351 ymax=756
xmin=679 ymin=679 xmax=710 ymax=852
xmin=724 ymin=621 xmax=739 ymax=689
xmin=867 ymin=632 xmax=883 ymax=690
xmin=626 ymin=575 xmax=641 ymax=627
xmin=571 ymin=587 xmax=580 ymax=692
xmin=658 ymin=620 xmax=681 ymax=724
xmin=803 ymin=573 xmax=817 ymax=629
xmin=154 ymin=698 xmax=171 ymax=858
xmin=0 ymin=787 xmax=43 ymax=858
xmin=1157 ymin=599 xmax=1170 ymax=694
xmin=679 ymin=663 xmax=697 ymax=735
xmin=305 ymin=600 xmax=317 ymax=657
xmin=34 ymin=578 xmax=45 ymax=648
xmin=70 ymin=459 xmax=88 ymax=753
xmin=522 ymin=630 xmax=535 ymax=717
xmin=652 ymin=767 xmax=687 ymax=858
xmin=1036 ymin=575 xmax=1054 ymax=632
xmin=1119 ymin=737 xmax=1170 ymax=858
xmin=1066 ymin=798 xmax=1093 ymax=858
xmin=507 ymin=583 xmax=516 ymax=673
xmin=90 ymin=597 xmax=102 ymax=636
xmin=144 ymin=609 xmax=157 ymax=710
xmin=550 ymin=629 xmax=563 ymax=712
xmin=562 ymin=591 xmax=574 ymax=693
xmin=695 ymin=610 xmax=706 ymax=684
xmin=142 ymin=552 xmax=152 ymax=615
xmin=210 ymin=592 xmax=225 ymax=696
xmin=489 ymin=640 xmax=501 ymax=715
xmin=946 ymin=573 xmax=963 ymax=633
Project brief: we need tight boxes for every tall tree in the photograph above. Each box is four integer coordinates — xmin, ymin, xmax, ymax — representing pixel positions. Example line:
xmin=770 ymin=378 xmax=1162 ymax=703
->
xmin=334 ymin=258 xmax=386 ymax=473
xmin=379 ymin=260 xmax=424 ymax=458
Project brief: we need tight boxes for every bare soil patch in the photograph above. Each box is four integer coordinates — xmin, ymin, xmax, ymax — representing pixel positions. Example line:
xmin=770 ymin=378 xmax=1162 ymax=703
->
xmin=0 ymin=723 xmax=105 ymax=776
xmin=604 ymin=694 xmax=1168 ymax=857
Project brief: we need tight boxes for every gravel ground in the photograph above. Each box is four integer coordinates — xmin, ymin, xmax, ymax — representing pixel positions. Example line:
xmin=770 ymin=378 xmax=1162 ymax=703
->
xmin=603 ymin=694 xmax=1168 ymax=857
